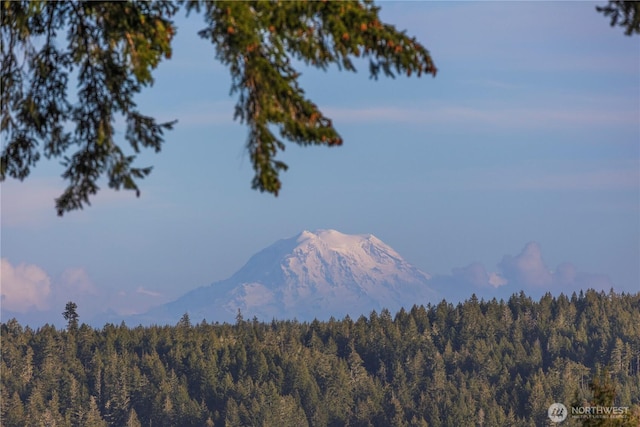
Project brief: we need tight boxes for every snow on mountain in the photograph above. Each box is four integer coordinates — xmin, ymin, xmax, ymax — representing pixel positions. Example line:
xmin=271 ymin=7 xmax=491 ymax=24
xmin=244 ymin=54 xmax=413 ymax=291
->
xmin=133 ymin=229 xmax=436 ymax=325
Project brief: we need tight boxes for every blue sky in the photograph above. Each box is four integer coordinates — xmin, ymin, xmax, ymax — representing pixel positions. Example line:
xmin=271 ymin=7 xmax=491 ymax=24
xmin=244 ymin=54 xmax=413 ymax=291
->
xmin=1 ymin=1 xmax=639 ymax=324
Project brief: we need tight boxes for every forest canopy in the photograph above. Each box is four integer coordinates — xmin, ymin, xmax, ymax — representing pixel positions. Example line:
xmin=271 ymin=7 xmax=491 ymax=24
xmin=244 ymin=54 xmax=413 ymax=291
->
xmin=2 ymin=290 xmax=639 ymax=426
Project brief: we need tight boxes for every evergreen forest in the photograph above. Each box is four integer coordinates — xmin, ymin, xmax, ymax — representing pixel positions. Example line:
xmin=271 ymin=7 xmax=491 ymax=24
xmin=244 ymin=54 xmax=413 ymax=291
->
xmin=1 ymin=290 xmax=639 ymax=426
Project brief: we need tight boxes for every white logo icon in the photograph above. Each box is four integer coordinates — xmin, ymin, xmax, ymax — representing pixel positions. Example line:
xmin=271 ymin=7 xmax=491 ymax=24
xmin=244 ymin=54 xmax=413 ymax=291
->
xmin=548 ymin=403 xmax=568 ymax=423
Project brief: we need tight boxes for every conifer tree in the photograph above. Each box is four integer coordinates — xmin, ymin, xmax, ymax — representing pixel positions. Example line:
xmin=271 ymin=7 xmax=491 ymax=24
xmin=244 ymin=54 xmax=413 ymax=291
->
xmin=62 ymin=301 xmax=79 ymax=331
xmin=1 ymin=0 xmax=436 ymax=215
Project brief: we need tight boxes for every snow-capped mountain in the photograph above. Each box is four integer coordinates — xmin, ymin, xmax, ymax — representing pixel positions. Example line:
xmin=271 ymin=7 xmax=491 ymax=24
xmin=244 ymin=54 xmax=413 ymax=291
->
xmin=134 ymin=229 xmax=436 ymax=324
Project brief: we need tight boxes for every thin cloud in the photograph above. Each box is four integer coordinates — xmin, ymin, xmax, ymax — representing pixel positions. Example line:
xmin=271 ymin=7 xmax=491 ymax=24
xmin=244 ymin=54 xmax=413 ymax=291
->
xmin=0 ymin=260 xmax=102 ymax=315
xmin=1 ymin=179 xmax=61 ymax=227
xmin=429 ymin=242 xmax=615 ymax=296
xmin=467 ymin=79 xmax=524 ymax=90
xmin=0 ymin=259 xmax=168 ymax=323
xmin=436 ymin=106 xmax=638 ymax=128
xmin=488 ymin=272 xmax=508 ymax=288
xmin=324 ymin=104 xmax=638 ymax=129
xmin=136 ymin=287 xmax=164 ymax=298
xmin=1 ymin=177 xmax=161 ymax=228
xmin=0 ymin=258 xmax=52 ymax=312
xmin=497 ymin=242 xmax=615 ymax=292
xmin=450 ymin=262 xmax=494 ymax=288
xmin=498 ymin=242 xmax=553 ymax=288
xmin=419 ymin=165 xmax=639 ymax=193
xmin=59 ymin=268 xmax=98 ymax=296
xmin=517 ymin=169 xmax=640 ymax=191
xmin=429 ymin=262 xmax=507 ymax=299
xmin=106 ymin=287 xmax=168 ymax=316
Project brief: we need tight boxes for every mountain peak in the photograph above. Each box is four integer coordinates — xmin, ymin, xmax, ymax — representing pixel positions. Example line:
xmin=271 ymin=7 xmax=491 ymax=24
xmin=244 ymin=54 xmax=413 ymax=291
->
xmin=297 ymin=229 xmax=377 ymax=252
xmin=139 ymin=229 xmax=435 ymax=324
